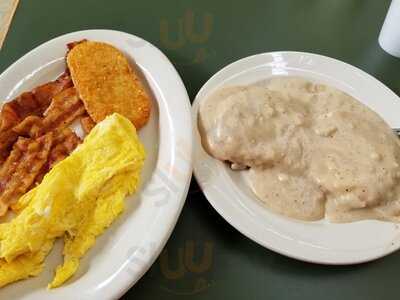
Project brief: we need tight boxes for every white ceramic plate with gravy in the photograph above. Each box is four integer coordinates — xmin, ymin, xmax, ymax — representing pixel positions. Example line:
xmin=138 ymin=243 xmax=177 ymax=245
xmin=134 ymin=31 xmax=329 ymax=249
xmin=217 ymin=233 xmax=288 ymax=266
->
xmin=192 ymin=51 xmax=400 ymax=265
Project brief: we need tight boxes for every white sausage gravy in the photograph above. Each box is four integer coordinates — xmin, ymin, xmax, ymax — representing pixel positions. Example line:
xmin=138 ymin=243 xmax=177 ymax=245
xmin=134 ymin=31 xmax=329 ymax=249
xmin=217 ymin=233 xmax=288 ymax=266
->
xmin=198 ymin=77 xmax=400 ymax=222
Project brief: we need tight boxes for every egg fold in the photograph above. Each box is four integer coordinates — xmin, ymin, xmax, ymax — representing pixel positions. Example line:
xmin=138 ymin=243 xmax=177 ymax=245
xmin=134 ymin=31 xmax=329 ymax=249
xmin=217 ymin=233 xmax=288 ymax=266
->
xmin=0 ymin=113 xmax=145 ymax=288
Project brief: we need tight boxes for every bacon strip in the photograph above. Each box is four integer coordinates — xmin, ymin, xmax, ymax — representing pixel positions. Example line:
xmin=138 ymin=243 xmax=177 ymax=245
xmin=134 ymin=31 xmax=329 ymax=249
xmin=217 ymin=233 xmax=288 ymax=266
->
xmin=0 ymin=133 xmax=53 ymax=216
xmin=33 ymin=128 xmax=81 ymax=186
xmin=42 ymin=87 xmax=86 ymax=132
xmin=11 ymin=116 xmax=42 ymax=138
xmin=6 ymin=87 xmax=85 ymax=192
xmin=0 ymin=73 xmax=72 ymax=163
xmin=13 ymin=87 xmax=86 ymax=138
xmin=0 ymin=130 xmax=18 ymax=164
xmin=0 ymin=84 xmax=84 ymax=215
xmin=80 ymin=114 xmax=96 ymax=134
xmin=0 ymin=72 xmax=72 ymax=131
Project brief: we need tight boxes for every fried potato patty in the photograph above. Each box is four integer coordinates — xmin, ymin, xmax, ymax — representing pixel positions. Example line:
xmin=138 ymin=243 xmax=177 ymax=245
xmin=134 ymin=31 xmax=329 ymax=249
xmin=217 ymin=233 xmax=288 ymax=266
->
xmin=67 ymin=41 xmax=151 ymax=129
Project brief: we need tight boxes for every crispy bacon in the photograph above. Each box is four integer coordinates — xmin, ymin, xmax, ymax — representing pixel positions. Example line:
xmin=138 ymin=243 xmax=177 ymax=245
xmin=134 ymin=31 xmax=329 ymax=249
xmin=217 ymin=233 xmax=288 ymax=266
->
xmin=42 ymin=87 xmax=86 ymax=131
xmin=33 ymin=128 xmax=81 ymax=186
xmin=13 ymin=87 xmax=86 ymax=138
xmin=0 ymin=41 xmax=96 ymax=215
xmin=80 ymin=114 xmax=96 ymax=134
xmin=6 ymin=86 xmax=85 ymax=198
xmin=0 ymin=130 xmax=18 ymax=163
xmin=0 ymin=73 xmax=72 ymax=163
xmin=12 ymin=116 xmax=42 ymax=138
xmin=0 ymin=72 xmax=72 ymax=131
xmin=8 ymin=87 xmax=85 ymax=190
xmin=48 ymin=128 xmax=81 ymax=168
xmin=0 ymin=42 xmax=102 ymax=216
xmin=0 ymin=133 xmax=53 ymax=216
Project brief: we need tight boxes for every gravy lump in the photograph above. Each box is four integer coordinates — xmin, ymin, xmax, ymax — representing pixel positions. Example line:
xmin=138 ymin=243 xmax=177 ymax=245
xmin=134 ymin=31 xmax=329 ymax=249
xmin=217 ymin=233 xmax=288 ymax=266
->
xmin=198 ymin=77 xmax=400 ymax=222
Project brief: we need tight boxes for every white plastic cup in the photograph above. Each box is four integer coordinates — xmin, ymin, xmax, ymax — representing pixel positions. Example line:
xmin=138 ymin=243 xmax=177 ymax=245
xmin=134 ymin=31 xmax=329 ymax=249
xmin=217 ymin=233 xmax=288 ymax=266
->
xmin=379 ymin=0 xmax=400 ymax=58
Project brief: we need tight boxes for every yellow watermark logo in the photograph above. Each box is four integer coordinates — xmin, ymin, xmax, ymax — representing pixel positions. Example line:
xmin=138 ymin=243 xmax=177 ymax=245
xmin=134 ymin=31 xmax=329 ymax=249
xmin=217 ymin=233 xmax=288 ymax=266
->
xmin=159 ymin=240 xmax=214 ymax=295
xmin=160 ymin=9 xmax=215 ymax=66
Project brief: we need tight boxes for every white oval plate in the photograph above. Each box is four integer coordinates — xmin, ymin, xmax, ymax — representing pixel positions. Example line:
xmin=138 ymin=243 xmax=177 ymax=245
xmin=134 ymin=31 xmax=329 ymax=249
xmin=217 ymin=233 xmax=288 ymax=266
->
xmin=0 ymin=30 xmax=192 ymax=299
xmin=193 ymin=51 xmax=400 ymax=265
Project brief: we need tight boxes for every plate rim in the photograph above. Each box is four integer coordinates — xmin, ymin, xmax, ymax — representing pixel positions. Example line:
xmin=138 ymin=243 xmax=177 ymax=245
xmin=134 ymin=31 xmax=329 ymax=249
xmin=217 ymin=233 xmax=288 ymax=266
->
xmin=0 ymin=29 xmax=193 ymax=299
xmin=192 ymin=50 xmax=400 ymax=265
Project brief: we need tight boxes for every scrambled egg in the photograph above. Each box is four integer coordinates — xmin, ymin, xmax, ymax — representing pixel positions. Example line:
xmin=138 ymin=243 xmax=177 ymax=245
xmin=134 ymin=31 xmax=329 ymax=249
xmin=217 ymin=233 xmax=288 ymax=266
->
xmin=0 ymin=113 xmax=145 ymax=288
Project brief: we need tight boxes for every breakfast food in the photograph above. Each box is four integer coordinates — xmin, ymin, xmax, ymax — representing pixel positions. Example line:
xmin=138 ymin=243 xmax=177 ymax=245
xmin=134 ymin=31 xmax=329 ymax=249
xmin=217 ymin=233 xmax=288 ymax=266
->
xmin=0 ymin=39 xmax=151 ymax=289
xmin=0 ymin=72 xmax=72 ymax=132
xmin=0 ymin=239 xmax=55 ymax=288
xmin=0 ymin=72 xmax=72 ymax=163
xmin=0 ymin=113 xmax=145 ymax=288
xmin=67 ymin=41 xmax=151 ymax=129
xmin=199 ymin=76 xmax=400 ymax=222
xmin=32 ymin=128 xmax=81 ymax=185
xmin=0 ymin=128 xmax=81 ymax=215
xmin=80 ymin=114 xmax=96 ymax=134
xmin=0 ymin=133 xmax=53 ymax=215
xmin=0 ymin=87 xmax=84 ymax=215
xmin=13 ymin=87 xmax=85 ymax=138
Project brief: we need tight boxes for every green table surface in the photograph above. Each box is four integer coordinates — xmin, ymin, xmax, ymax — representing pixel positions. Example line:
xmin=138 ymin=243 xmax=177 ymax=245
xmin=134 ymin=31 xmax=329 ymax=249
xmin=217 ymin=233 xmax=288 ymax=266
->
xmin=1 ymin=0 xmax=400 ymax=299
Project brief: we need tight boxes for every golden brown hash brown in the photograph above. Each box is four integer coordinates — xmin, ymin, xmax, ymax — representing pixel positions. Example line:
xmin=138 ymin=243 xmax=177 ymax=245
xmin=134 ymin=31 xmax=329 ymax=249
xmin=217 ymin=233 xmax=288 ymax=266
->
xmin=67 ymin=41 xmax=151 ymax=129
